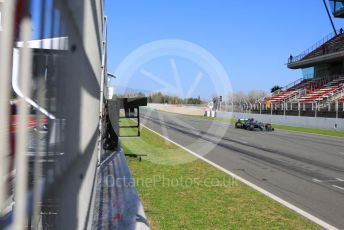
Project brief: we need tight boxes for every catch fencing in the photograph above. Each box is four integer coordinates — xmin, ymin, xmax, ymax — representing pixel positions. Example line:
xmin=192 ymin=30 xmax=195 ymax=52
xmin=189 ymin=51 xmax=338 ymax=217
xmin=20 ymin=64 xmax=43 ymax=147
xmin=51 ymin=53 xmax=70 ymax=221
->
xmin=0 ymin=0 xmax=105 ymax=229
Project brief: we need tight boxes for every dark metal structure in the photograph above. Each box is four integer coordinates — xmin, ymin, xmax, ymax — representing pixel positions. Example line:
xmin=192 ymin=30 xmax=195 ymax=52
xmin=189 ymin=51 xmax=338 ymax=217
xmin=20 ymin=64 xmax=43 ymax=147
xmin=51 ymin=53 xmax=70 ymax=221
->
xmin=118 ymin=97 xmax=148 ymax=137
xmin=329 ymin=0 xmax=344 ymax=17
xmin=324 ymin=0 xmax=338 ymax=35
xmin=103 ymin=97 xmax=147 ymax=149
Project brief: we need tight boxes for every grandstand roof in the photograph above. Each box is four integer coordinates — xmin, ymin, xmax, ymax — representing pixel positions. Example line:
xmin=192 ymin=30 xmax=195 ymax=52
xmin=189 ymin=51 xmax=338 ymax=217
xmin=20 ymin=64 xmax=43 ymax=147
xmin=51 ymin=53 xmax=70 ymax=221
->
xmin=288 ymin=32 xmax=344 ymax=69
xmin=330 ymin=0 xmax=344 ymax=18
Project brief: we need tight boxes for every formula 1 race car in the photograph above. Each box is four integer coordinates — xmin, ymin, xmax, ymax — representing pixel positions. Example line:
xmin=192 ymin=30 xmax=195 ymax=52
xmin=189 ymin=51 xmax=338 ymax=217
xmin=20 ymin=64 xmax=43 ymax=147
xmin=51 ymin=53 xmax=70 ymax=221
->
xmin=235 ymin=118 xmax=274 ymax=131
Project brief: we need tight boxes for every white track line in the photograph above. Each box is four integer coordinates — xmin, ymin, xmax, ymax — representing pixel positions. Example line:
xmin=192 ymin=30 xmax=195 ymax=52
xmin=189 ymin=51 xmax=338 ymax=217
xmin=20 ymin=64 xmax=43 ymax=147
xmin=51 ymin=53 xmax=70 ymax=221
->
xmin=336 ymin=178 xmax=344 ymax=182
xmin=332 ymin=185 xmax=344 ymax=191
xmin=141 ymin=123 xmax=339 ymax=230
xmin=230 ymin=138 xmax=248 ymax=144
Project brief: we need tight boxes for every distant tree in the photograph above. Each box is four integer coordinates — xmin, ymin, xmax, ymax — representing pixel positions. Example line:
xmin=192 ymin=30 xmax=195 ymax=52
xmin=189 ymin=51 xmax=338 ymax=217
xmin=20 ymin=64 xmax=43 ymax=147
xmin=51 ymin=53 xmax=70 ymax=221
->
xmin=233 ymin=91 xmax=247 ymax=105
xmin=137 ymin=92 xmax=145 ymax=97
xmin=248 ymin=90 xmax=268 ymax=104
xmin=147 ymin=92 xmax=203 ymax=104
xmin=271 ymin=85 xmax=282 ymax=94
xmin=186 ymin=97 xmax=201 ymax=104
xmin=149 ymin=92 xmax=164 ymax=103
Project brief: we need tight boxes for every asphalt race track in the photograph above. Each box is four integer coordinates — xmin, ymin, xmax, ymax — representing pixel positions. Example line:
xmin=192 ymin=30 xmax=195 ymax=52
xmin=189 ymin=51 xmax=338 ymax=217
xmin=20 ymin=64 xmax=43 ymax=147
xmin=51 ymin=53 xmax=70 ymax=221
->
xmin=140 ymin=109 xmax=344 ymax=229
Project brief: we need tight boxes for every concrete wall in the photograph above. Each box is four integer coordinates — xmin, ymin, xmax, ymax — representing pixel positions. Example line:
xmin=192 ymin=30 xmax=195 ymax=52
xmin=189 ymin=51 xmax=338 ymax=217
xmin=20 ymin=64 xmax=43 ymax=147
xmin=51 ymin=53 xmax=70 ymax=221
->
xmin=217 ymin=111 xmax=344 ymax=131
xmin=147 ymin=103 xmax=206 ymax=116
xmin=49 ymin=1 xmax=103 ymax=229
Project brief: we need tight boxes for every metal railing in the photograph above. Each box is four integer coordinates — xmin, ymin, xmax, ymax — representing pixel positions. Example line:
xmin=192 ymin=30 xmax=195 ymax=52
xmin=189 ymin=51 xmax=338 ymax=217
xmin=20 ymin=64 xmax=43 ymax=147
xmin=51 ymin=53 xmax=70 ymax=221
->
xmin=281 ymin=77 xmax=305 ymax=91
xmin=98 ymin=16 xmax=108 ymax=164
xmin=258 ymin=77 xmax=306 ymax=103
xmin=215 ymin=98 xmax=344 ymax=118
xmin=322 ymin=86 xmax=344 ymax=104
xmin=255 ymin=75 xmax=344 ymax=107
xmin=288 ymin=29 xmax=341 ymax=63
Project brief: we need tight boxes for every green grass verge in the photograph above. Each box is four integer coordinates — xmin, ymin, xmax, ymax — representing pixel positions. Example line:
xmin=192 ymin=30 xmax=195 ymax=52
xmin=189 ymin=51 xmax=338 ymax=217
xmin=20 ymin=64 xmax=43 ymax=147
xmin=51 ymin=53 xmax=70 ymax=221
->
xmin=121 ymin=126 xmax=320 ymax=230
xmin=119 ymin=118 xmax=140 ymax=137
xmin=272 ymin=124 xmax=344 ymax=138
xmin=189 ymin=114 xmax=344 ymax=138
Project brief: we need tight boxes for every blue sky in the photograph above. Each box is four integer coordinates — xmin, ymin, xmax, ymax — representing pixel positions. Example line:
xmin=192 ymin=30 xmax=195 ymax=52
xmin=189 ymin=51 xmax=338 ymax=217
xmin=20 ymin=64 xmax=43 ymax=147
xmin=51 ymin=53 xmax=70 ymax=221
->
xmin=105 ymin=0 xmax=344 ymax=100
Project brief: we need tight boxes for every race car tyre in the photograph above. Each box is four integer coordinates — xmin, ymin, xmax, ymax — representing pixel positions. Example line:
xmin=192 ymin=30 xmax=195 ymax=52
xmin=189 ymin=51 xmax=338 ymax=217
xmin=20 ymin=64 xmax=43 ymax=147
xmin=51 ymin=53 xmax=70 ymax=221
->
xmin=265 ymin=124 xmax=273 ymax=131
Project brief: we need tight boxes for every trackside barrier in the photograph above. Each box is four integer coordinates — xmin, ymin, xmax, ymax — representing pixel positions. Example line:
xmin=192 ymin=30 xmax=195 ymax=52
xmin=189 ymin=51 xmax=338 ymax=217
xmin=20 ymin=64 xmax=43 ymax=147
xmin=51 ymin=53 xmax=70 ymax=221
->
xmin=217 ymin=111 xmax=344 ymax=131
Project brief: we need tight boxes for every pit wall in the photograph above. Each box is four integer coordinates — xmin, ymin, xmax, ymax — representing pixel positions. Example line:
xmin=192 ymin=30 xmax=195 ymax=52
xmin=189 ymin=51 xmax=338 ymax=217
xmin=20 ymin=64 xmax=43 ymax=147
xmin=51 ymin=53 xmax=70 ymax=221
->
xmin=216 ymin=112 xmax=344 ymax=131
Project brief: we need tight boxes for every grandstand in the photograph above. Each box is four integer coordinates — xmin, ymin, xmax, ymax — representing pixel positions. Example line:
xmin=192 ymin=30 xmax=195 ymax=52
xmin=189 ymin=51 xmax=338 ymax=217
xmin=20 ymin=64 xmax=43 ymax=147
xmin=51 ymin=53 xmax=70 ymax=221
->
xmin=252 ymin=0 xmax=344 ymax=119
xmin=256 ymin=74 xmax=344 ymax=117
xmin=264 ymin=75 xmax=344 ymax=104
